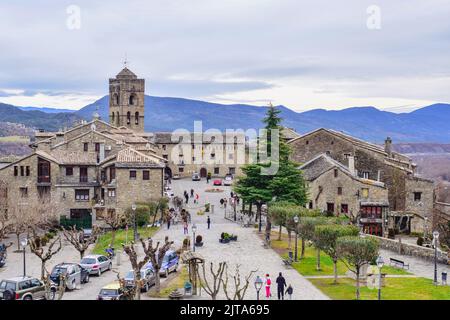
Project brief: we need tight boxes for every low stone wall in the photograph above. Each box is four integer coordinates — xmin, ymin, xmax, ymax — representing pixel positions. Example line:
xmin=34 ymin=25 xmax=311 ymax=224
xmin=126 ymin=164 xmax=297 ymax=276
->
xmin=365 ymin=234 xmax=449 ymax=264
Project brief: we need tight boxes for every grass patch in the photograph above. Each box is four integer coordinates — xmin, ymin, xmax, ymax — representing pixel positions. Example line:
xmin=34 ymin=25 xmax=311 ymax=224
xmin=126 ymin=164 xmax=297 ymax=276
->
xmin=309 ymin=277 xmax=450 ymax=300
xmin=92 ymin=226 xmax=159 ymax=255
xmin=148 ymin=266 xmax=189 ymax=298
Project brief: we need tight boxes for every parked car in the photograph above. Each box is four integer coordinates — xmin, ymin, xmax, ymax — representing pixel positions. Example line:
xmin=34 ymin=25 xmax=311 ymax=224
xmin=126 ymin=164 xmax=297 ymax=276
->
xmin=0 ymin=276 xmax=56 ymax=300
xmin=97 ymin=282 xmax=125 ymax=300
xmin=223 ymin=175 xmax=233 ymax=186
xmin=80 ymin=254 xmax=112 ymax=276
xmin=81 ymin=228 xmax=93 ymax=241
xmin=192 ymin=172 xmax=201 ymax=181
xmin=49 ymin=263 xmax=90 ymax=290
xmin=172 ymin=174 xmax=180 ymax=180
xmin=145 ymin=250 xmax=179 ymax=277
xmin=124 ymin=268 xmax=155 ymax=292
xmin=213 ymin=179 xmax=222 ymax=186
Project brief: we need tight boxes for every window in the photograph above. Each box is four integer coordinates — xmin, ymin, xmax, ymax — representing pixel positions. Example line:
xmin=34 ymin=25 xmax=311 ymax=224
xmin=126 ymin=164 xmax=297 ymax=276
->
xmin=210 ymin=153 xmax=215 ymax=159
xmin=95 ymin=143 xmax=100 ymax=152
xmin=309 ymin=201 xmax=313 ymax=209
xmin=162 ymin=145 xmax=166 ymax=151
xmin=143 ymin=170 xmax=150 ymax=180
xmin=20 ymin=166 xmax=24 ymax=176
xmin=127 ymin=112 xmax=131 ymax=124
xmin=135 ymin=112 xmax=139 ymax=125
xmin=14 ymin=166 xmax=18 ymax=176
xmin=129 ymin=94 xmax=136 ymax=105
xmin=341 ymin=204 xmax=348 ymax=214
xmin=327 ymin=202 xmax=334 ymax=213
xmin=163 ymin=155 xmax=168 ymax=160
xmin=66 ymin=167 xmax=73 ymax=176
xmin=361 ymin=171 xmax=370 ymax=179
xmin=25 ymin=166 xmax=30 ymax=176
xmin=214 ymin=167 xmax=220 ymax=174
xmin=100 ymin=170 xmax=106 ymax=182
xmin=192 ymin=156 xmax=195 ymax=161
xmin=109 ymin=167 xmax=116 ymax=181
xmin=361 ymin=188 xmax=369 ymax=198
xmin=80 ymin=167 xmax=88 ymax=183
xmin=414 ymin=192 xmax=422 ymax=201
xmin=337 ymin=187 xmax=343 ymax=195
xmin=334 ymin=169 xmax=338 ymax=178
xmin=229 ymin=167 xmax=236 ymax=174
xmin=306 ymin=140 xmax=309 ymax=145
xmin=75 ymin=189 xmax=90 ymax=201
xmin=108 ymin=189 xmax=116 ymax=197
xmin=228 ymin=153 xmax=234 ymax=160
xmin=20 ymin=187 xmax=28 ymax=198
xmin=179 ymin=167 xmax=184 ymax=173
xmin=129 ymin=170 xmax=136 ymax=180
xmin=83 ymin=143 xmax=88 ymax=152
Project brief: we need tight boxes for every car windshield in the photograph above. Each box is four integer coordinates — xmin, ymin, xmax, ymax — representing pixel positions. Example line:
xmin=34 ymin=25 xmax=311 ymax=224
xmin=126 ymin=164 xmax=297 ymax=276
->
xmin=0 ymin=281 xmax=16 ymax=291
xmin=51 ymin=266 xmax=67 ymax=276
xmin=81 ymin=258 xmax=96 ymax=264
xmin=125 ymin=271 xmax=134 ymax=279
xmin=100 ymin=289 xmax=118 ymax=296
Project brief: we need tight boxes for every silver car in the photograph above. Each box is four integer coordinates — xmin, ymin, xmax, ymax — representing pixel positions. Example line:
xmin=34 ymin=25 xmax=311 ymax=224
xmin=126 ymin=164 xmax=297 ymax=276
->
xmin=49 ymin=263 xmax=89 ymax=290
xmin=80 ymin=255 xmax=112 ymax=276
xmin=124 ymin=268 xmax=155 ymax=292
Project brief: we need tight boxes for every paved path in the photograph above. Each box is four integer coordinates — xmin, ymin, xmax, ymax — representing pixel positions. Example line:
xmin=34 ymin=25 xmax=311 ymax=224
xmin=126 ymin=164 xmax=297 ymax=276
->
xmin=157 ymin=178 xmax=329 ymax=300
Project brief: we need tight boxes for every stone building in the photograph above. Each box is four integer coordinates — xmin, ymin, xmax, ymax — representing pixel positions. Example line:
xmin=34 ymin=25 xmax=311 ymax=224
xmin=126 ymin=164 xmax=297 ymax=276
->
xmin=289 ymin=128 xmax=434 ymax=234
xmin=300 ymin=153 xmax=389 ymax=236
xmin=0 ymin=68 xmax=165 ymax=227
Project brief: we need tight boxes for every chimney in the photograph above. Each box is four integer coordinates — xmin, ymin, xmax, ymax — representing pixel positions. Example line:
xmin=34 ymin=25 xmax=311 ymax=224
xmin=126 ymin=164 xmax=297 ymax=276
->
xmin=384 ymin=137 xmax=392 ymax=157
xmin=348 ymin=155 xmax=356 ymax=176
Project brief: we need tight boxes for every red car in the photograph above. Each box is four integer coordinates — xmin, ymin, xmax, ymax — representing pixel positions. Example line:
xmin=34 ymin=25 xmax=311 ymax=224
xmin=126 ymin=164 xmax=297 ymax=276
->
xmin=213 ymin=179 xmax=222 ymax=186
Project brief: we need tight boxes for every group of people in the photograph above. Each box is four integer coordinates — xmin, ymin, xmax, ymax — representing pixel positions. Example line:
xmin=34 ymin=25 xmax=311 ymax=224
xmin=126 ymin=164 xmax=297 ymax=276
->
xmin=184 ymin=189 xmax=200 ymax=204
xmin=262 ymin=272 xmax=294 ymax=300
xmin=219 ymin=192 xmax=240 ymax=209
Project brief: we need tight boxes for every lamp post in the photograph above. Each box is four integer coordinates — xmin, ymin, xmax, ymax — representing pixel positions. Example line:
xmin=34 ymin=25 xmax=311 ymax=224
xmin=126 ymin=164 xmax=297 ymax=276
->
xmin=233 ymin=197 xmax=237 ymax=222
xmin=20 ymin=238 xmax=28 ymax=277
xmin=192 ymin=224 xmax=197 ymax=252
xmin=254 ymin=275 xmax=263 ymax=300
xmin=433 ymin=230 xmax=439 ymax=285
xmin=131 ymin=203 xmax=138 ymax=241
xmin=293 ymin=215 xmax=299 ymax=262
xmin=376 ymin=255 xmax=384 ymax=300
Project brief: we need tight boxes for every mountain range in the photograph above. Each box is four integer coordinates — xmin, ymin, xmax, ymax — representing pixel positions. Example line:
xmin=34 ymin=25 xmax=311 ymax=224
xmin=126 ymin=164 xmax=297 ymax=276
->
xmin=1 ymin=95 xmax=450 ymax=143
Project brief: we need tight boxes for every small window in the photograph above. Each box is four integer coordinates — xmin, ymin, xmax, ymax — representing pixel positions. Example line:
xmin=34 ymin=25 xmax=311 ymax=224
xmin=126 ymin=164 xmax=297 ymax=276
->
xmin=26 ymin=166 xmax=30 ymax=176
xmin=129 ymin=170 xmax=136 ymax=180
xmin=210 ymin=153 xmax=215 ymax=159
xmin=66 ymin=167 xmax=73 ymax=176
xmin=341 ymin=204 xmax=348 ymax=213
xmin=162 ymin=145 xmax=166 ymax=151
xmin=20 ymin=187 xmax=28 ymax=198
xmin=334 ymin=169 xmax=338 ymax=178
xmin=95 ymin=143 xmax=100 ymax=152
xmin=108 ymin=189 xmax=116 ymax=197
xmin=229 ymin=167 xmax=236 ymax=174
xmin=75 ymin=189 xmax=90 ymax=201
xmin=83 ymin=143 xmax=88 ymax=152
xmin=414 ymin=192 xmax=422 ymax=201
xmin=337 ymin=187 xmax=342 ymax=195
xmin=306 ymin=140 xmax=309 ymax=145
xmin=143 ymin=170 xmax=150 ymax=180
xmin=214 ymin=167 xmax=220 ymax=174
xmin=14 ymin=166 xmax=18 ymax=176
xmin=361 ymin=171 xmax=370 ymax=179
xmin=179 ymin=167 xmax=184 ymax=173
xmin=127 ymin=112 xmax=131 ymax=124
xmin=163 ymin=155 xmax=168 ymax=160
xmin=20 ymin=166 xmax=24 ymax=176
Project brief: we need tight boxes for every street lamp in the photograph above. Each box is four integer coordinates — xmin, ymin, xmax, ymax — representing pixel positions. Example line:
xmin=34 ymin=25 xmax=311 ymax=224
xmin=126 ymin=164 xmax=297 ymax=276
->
xmin=376 ymin=255 xmax=384 ymax=300
xmin=20 ymin=237 xmax=28 ymax=277
xmin=254 ymin=276 xmax=263 ymax=300
xmin=192 ymin=224 xmax=197 ymax=252
xmin=433 ymin=230 xmax=439 ymax=285
xmin=131 ymin=203 xmax=138 ymax=241
xmin=293 ymin=215 xmax=299 ymax=262
xmin=233 ymin=197 xmax=237 ymax=222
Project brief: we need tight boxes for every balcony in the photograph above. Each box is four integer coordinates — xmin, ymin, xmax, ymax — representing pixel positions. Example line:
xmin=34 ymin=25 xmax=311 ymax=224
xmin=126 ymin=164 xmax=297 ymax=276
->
xmin=37 ymin=175 xmax=51 ymax=184
xmin=79 ymin=176 xmax=88 ymax=183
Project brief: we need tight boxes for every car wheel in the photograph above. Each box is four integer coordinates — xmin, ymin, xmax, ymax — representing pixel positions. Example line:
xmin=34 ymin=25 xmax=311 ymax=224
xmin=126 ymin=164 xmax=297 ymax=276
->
xmin=174 ymin=263 xmax=179 ymax=272
xmin=165 ymin=269 xmax=169 ymax=277
xmin=144 ymin=283 xmax=149 ymax=292
xmin=97 ymin=269 xmax=102 ymax=276
xmin=108 ymin=263 xmax=112 ymax=271
xmin=23 ymin=295 xmax=32 ymax=300
xmin=71 ymin=280 xmax=76 ymax=290
xmin=49 ymin=288 xmax=56 ymax=300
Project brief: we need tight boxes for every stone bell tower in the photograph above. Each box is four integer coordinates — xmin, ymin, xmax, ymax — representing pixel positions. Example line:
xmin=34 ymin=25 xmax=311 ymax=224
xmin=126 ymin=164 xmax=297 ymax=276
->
xmin=109 ymin=66 xmax=145 ymax=132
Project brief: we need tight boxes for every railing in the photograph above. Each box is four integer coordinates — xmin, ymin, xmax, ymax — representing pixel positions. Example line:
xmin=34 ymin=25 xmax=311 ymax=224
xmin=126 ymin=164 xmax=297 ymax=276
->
xmin=37 ymin=175 xmax=50 ymax=183
xmin=79 ymin=176 xmax=88 ymax=183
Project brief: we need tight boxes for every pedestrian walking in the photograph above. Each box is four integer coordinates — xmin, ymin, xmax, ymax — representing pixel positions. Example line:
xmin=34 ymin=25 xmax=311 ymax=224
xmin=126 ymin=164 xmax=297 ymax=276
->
xmin=220 ymin=198 xmax=224 ymax=208
xmin=230 ymin=191 xmax=234 ymax=198
xmin=276 ymin=272 xmax=287 ymax=300
xmin=264 ymin=274 xmax=272 ymax=298
xmin=224 ymin=198 xmax=227 ymax=209
xmin=167 ymin=213 xmax=171 ymax=230
xmin=195 ymin=193 xmax=199 ymax=204
xmin=207 ymin=216 xmax=211 ymax=229
xmin=185 ymin=193 xmax=189 ymax=204
xmin=190 ymin=189 xmax=194 ymax=197
xmin=285 ymin=284 xmax=293 ymax=300
xmin=183 ymin=221 xmax=188 ymax=235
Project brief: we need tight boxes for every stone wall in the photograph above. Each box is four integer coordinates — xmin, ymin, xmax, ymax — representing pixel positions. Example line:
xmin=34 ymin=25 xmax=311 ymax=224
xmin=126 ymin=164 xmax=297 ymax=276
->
xmin=365 ymin=234 xmax=449 ymax=264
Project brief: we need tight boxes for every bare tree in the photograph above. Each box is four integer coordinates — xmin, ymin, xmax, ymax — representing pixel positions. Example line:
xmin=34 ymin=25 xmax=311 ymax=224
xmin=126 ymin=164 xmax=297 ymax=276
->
xmin=103 ymin=211 xmax=127 ymax=248
xmin=197 ymin=261 xmax=227 ymax=300
xmin=112 ymin=270 xmax=135 ymax=300
xmin=145 ymin=237 xmax=173 ymax=294
xmin=28 ymin=227 xmax=62 ymax=279
xmin=62 ymin=225 xmax=100 ymax=259
xmin=42 ymin=266 xmax=66 ymax=300
xmin=222 ymin=264 xmax=257 ymax=300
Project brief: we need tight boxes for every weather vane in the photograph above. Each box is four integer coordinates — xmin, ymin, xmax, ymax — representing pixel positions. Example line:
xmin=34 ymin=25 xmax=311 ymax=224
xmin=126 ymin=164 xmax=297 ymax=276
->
xmin=123 ymin=53 xmax=130 ymax=68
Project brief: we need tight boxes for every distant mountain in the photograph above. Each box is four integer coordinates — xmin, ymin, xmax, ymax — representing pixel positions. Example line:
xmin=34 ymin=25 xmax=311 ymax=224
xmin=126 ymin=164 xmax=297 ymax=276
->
xmin=18 ymin=106 xmax=74 ymax=113
xmin=0 ymin=102 xmax=83 ymax=132
xmin=76 ymin=96 xmax=450 ymax=143
xmin=1 ymin=95 xmax=450 ymax=143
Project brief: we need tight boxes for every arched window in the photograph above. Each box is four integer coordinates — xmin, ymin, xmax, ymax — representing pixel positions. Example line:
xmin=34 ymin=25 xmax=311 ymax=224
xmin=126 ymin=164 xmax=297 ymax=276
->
xmin=116 ymin=111 xmax=120 ymax=126
xmin=135 ymin=112 xmax=139 ymax=125
xmin=129 ymin=94 xmax=136 ymax=105
xmin=127 ymin=112 xmax=131 ymax=124
xmin=113 ymin=93 xmax=119 ymax=105
xmin=111 ymin=113 xmax=115 ymax=124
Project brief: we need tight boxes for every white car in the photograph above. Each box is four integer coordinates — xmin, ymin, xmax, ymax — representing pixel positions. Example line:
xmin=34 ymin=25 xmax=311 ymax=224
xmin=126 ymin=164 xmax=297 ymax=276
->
xmin=80 ymin=255 xmax=112 ymax=276
xmin=164 ymin=190 xmax=174 ymax=197
xmin=223 ymin=175 xmax=233 ymax=186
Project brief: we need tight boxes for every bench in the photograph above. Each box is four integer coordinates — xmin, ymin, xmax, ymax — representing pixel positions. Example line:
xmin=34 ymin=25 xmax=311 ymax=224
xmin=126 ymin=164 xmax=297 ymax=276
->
xmin=282 ymin=252 xmax=294 ymax=267
xmin=389 ymin=258 xmax=410 ymax=270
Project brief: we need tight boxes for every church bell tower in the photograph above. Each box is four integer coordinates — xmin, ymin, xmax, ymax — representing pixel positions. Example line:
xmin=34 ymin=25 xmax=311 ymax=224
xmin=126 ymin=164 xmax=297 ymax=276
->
xmin=109 ymin=66 xmax=145 ymax=132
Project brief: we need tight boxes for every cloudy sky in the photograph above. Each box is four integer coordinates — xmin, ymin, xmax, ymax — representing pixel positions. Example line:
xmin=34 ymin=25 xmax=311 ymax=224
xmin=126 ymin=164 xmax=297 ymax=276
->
xmin=1 ymin=0 xmax=450 ymax=112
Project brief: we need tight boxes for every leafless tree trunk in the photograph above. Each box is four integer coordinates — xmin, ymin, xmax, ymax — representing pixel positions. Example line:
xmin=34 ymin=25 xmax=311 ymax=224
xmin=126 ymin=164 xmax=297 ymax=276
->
xmin=62 ymin=226 xmax=100 ymax=259
xmin=28 ymin=227 xmax=62 ymax=279
xmin=197 ymin=261 xmax=226 ymax=300
xmin=222 ymin=264 xmax=257 ymax=300
xmin=145 ymin=237 xmax=173 ymax=294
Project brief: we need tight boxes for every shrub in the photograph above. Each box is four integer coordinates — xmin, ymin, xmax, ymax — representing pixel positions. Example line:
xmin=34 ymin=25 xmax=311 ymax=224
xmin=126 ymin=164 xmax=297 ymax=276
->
xmin=196 ymin=235 xmax=203 ymax=243
xmin=40 ymin=235 xmax=49 ymax=246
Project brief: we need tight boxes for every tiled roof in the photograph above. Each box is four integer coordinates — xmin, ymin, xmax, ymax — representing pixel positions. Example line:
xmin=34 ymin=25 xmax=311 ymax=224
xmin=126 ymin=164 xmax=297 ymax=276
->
xmin=116 ymin=148 xmax=165 ymax=166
